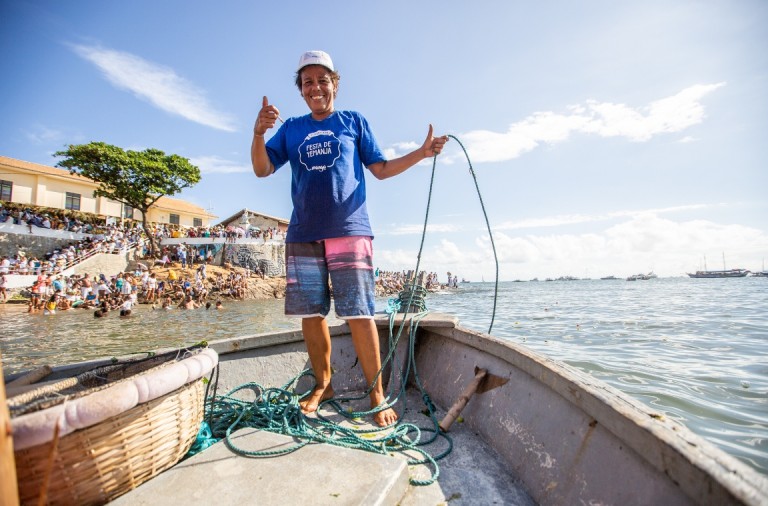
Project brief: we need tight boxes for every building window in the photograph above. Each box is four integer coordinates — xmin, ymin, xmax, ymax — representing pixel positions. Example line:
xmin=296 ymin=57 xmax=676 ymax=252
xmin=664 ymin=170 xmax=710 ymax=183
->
xmin=169 ymin=213 xmax=180 ymax=225
xmin=0 ymin=180 xmax=11 ymax=201
xmin=193 ymin=218 xmax=202 ymax=227
xmin=65 ymin=192 xmax=81 ymax=211
xmin=123 ymin=205 xmax=134 ymax=219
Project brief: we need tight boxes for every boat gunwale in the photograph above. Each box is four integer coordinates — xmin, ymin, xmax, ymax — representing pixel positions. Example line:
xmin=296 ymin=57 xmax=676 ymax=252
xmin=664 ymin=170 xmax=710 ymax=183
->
xmin=420 ymin=323 xmax=768 ymax=506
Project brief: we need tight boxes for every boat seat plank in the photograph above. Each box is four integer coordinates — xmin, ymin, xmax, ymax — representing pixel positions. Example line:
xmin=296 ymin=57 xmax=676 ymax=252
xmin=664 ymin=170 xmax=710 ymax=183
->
xmin=111 ymin=428 xmax=409 ymax=506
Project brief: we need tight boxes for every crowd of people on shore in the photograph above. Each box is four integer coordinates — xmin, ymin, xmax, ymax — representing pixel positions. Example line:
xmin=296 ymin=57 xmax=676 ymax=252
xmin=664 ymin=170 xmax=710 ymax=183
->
xmin=150 ymin=223 xmax=284 ymax=243
xmin=0 ymin=201 xmax=286 ymax=280
xmin=375 ymin=269 xmax=462 ymax=293
xmin=0 ymin=203 xmax=98 ymax=233
xmin=20 ymin=264 xmax=245 ymax=316
xmin=4 ymin=266 xmax=455 ymax=311
xmin=0 ymin=225 xmax=143 ymax=277
xmin=1 ymin=202 xmax=287 ymax=268
xmin=0 ymin=202 xmax=281 ymax=314
xmin=1 ymin=203 xmax=464 ymax=313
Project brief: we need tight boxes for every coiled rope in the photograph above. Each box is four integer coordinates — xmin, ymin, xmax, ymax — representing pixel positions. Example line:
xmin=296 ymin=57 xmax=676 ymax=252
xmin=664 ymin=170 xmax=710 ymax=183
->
xmin=190 ymin=134 xmax=499 ymax=487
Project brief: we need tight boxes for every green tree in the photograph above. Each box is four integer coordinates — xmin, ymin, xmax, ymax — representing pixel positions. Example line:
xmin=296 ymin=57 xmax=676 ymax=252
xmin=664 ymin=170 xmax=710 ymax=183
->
xmin=54 ymin=142 xmax=201 ymax=257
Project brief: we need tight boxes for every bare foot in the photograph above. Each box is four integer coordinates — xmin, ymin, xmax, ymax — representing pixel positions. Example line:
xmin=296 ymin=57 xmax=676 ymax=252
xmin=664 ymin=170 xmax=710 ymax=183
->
xmin=300 ymin=384 xmax=335 ymax=414
xmin=372 ymin=402 xmax=398 ymax=427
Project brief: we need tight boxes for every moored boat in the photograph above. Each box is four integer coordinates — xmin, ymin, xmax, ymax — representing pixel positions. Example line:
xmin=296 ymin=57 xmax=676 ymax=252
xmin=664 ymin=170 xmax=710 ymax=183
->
xmin=688 ymin=253 xmax=750 ymax=278
xmin=5 ymin=313 xmax=768 ymax=505
xmin=750 ymin=260 xmax=767 ymax=277
xmin=687 ymin=269 xmax=750 ymax=278
xmin=626 ymin=272 xmax=657 ymax=281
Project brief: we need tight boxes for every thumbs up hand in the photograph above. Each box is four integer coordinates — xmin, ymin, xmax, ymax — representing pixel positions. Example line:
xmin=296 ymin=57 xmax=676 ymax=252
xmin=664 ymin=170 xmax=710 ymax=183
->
xmin=254 ymin=96 xmax=281 ymax=136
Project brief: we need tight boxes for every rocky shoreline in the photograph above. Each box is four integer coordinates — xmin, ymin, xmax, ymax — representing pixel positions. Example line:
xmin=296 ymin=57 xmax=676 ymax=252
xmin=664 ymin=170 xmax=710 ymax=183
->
xmin=147 ymin=264 xmax=404 ymax=302
xmin=134 ymin=264 xmax=402 ymax=301
xmin=142 ymin=264 xmax=286 ymax=301
xmin=2 ymin=263 xmax=418 ymax=306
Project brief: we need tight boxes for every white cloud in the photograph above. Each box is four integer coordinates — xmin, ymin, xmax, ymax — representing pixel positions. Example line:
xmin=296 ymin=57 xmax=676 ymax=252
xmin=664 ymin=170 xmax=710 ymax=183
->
xmin=495 ymin=204 xmax=712 ymax=230
xmin=24 ymin=125 xmax=66 ymax=144
xmin=382 ymin=147 xmax=399 ymax=160
xmin=375 ymin=210 xmax=768 ymax=281
xmin=375 ymin=248 xmax=425 ymax=270
xmin=380 ymin=205 xmax=715 ymax=241
xmin=393 ymin=141 xmax=419 ymax=152
xmin=579 ymin=83 xmax=724 ymax=141
xmin=189 ymin=155 xmax=249 ymax=174
xmin=429 ymin=83 xmax=725 ymax=164
xmin=431 ymin=239 xmax=486 ymax=265
xmin=70 ymin=44 xmax=237 ymax=132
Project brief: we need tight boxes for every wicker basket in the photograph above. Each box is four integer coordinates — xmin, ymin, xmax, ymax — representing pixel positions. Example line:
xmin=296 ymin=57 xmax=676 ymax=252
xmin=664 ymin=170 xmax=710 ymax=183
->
xmin=14 ymin=378 xmax=204 ymax=505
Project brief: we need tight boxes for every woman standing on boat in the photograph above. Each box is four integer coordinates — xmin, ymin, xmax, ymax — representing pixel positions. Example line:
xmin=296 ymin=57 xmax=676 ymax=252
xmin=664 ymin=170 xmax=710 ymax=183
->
xmin=251 ymin=50 xmax=448 ymax=426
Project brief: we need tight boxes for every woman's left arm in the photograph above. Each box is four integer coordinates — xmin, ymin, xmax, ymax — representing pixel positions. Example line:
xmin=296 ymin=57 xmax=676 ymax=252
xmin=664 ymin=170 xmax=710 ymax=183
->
xmin=368 ymin=124 xmax=448 ymax=180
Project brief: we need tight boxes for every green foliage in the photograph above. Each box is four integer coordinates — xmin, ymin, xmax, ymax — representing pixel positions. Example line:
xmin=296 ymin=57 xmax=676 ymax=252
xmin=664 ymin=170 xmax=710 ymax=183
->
xmin=54 ymin=142 xmax=201 ymax=256
xmin=54 ymin=142 xmax=201 ymax=212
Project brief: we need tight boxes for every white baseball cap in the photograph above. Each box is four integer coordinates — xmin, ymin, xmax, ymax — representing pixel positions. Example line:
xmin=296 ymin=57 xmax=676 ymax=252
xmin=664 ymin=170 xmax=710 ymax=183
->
xmin=297 ymin=50 xmax=334 ymax=72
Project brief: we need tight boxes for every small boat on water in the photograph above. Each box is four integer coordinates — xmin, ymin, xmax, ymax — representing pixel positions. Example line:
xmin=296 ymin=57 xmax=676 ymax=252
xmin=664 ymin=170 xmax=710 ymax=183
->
xmin=750 ymin=260 xmax=767 ymax=277
xmin=5 ymin=313 xmax=768 ymax=505
xmin=626 ymin=272 xmax=657 ymax=281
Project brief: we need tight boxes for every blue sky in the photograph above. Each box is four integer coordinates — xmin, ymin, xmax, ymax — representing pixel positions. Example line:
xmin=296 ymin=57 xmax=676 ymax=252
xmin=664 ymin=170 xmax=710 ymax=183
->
xmin=2 ymin=1 xmax=766 ymax=281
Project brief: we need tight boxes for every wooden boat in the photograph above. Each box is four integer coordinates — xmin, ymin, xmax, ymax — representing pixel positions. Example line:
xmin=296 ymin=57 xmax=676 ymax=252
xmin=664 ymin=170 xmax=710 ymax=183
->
xmin=6 ymin=312 xmax=768 ymax=505
xmin=687 ymin=269 xmax=750 ymax=278
xmin=688 ymin=254 xmax=750 ymax=278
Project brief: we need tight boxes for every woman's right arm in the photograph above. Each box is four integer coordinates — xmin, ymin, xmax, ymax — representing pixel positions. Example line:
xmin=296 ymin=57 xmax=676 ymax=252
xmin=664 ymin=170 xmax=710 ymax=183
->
xmin=251 ymin=96 xmax=280 ymax=177
xmin=251 ymin=134 xmax=273 ymax=177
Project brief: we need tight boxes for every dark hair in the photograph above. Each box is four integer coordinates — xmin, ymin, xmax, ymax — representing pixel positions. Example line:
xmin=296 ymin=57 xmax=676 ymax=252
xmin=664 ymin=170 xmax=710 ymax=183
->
xmin=294 ymin=66 xmax=340 ymax=91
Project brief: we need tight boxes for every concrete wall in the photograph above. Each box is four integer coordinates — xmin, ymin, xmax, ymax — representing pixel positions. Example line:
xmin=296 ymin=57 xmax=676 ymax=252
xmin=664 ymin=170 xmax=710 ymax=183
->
xmin=0 ymin=223 xmax=89 ymax=259
xmin=72 ymin=249 xmax=134 ymax=277
xmin=160 ymin=237 xmax=286 ymax=276
xmin=222 ymin=242 xmax=285 ymax=276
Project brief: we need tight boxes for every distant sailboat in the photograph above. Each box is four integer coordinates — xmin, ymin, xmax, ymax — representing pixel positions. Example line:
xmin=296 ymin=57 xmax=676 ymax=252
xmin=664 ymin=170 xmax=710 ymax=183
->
xmin=752 ymin=259 xmax=768 ymax=277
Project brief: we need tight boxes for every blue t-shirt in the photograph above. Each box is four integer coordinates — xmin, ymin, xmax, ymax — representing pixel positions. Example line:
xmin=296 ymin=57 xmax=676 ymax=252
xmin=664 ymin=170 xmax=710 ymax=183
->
xmin=265 ymin=110 xmax=386 ymax=243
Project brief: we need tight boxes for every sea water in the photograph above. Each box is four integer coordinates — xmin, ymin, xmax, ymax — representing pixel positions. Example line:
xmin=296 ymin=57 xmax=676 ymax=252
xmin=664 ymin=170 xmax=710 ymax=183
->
xmin=1 ymin=277 xmax=766 ymax=475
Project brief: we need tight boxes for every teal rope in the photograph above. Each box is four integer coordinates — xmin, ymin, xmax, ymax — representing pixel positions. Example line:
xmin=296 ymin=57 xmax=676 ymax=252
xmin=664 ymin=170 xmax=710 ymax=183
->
xmin=198 ymin=371 xmax=445 ymax=484
xmin=446 ymin=135 xmax=499 ymax=334
xmin=397 ymin=135 xmax=499 ymax=333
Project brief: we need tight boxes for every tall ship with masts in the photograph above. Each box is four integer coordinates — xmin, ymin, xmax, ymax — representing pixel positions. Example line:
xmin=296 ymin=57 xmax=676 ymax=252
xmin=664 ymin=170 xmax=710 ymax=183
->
xmin=687 ymin=253 xmax=750 ymax=278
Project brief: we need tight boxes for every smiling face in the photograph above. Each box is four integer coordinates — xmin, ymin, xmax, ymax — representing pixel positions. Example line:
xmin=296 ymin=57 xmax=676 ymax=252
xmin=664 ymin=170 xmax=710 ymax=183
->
xmin=299 ymin=65 xmax=338 ymax=120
